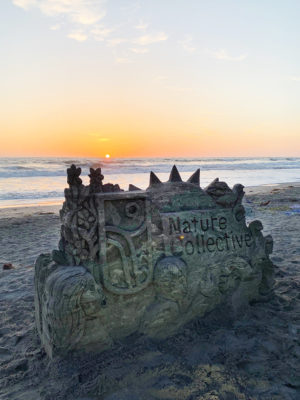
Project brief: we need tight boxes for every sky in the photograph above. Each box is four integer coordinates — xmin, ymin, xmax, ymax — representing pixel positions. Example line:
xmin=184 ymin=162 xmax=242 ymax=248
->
xmin=1 ymin=0 xmax=300 ymax=158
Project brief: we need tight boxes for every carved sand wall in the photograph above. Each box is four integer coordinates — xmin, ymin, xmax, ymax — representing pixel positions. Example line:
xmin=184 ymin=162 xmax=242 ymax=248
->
xmin=35 ymin=164 xmax=274 ymax=357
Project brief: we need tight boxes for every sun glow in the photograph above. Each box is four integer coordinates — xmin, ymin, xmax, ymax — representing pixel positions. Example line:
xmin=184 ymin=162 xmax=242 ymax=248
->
xmin=105 ymin=154 xmax=111 ymax=159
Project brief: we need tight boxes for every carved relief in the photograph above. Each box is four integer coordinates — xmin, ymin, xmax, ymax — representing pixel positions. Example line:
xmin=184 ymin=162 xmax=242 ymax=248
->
xmin=35 ymin=164 xmax=274 ymax=358
xmin=100 ymin=198 xmax=153 ymax=294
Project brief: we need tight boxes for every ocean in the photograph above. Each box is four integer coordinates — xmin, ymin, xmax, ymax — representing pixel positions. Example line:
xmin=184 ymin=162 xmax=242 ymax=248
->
xmin=0 ymin=157 xmax=300 ymax=207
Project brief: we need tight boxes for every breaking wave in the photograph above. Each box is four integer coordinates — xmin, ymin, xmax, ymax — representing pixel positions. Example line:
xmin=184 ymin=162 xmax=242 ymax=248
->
xmin=1 ymin=157 xmax=300 ymax=179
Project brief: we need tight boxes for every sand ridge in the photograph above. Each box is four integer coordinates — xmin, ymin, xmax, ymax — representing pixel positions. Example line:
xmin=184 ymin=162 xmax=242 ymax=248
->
xmin=0 ymin=183 xmax=299 ymax=400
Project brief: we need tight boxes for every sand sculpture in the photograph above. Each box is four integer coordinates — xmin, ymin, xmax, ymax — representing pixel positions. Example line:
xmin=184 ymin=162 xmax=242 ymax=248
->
xmin=35 ymin=164 xmax=274 ymax=357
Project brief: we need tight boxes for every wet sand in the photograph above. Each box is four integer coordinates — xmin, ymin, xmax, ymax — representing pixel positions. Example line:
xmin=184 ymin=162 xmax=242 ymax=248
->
xmin=0 ymin=183 xmax=300 ymax=400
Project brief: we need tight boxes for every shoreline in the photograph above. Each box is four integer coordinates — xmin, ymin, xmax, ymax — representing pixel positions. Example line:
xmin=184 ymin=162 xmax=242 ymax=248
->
xmin=244 ymin=181 xmax=300 ymax=195
xmin=0 ymin=199 xmax=63 ymax=209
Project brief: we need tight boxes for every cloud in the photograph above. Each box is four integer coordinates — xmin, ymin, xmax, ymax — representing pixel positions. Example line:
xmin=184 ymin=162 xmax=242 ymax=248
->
xmin=164 ymin=86 xmax=193 ymax=93
xmin=112 ymin=48 xmax=132 ymax=64
xmin=107 ymin=38 xmax=128 ymax=47
xmin=114 ymin=56 xmax=132 ymax=64
xmin=130 ymin=47 xmax=149 ymax=54
xmin=12 ymin=0 xmax=168 ymax=61
xmin=12 ymin=0 xmax=106 ymax=25
xmin=153 ymin=75 xmax=168 ymax=82
xmin=135 ymin=20 xmax=148 ymax=30
xmin=178 ymin=35 xmax=196 ymax=53
xmin=12 ymin=0 xmax=36 ymax=8
xmin=50 ymin=24 xmax=60 ymax=31
xmin=209 ymin=49 xmax=247 ymax=61
xmin=288 ymin=76 xmax=300 ymax=82
xmin=91 ymin=26 xmax=113 ymax=41
xmin=134 ymin=32 xmax=168 ymax=46
xmin=68 ymin=30 xmax=87 ymax=42
xmin=88 ymin=134 xmax=110 ymax=141
xmin=120 ymin=1 xmax=141 ymax=14
xmin=152 ymin=75 xmax=192 ymax=92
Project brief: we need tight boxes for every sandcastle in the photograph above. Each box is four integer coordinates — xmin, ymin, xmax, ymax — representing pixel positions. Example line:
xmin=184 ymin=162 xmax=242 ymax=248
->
xmin=35 ymin=164 xmax=274 ymax=358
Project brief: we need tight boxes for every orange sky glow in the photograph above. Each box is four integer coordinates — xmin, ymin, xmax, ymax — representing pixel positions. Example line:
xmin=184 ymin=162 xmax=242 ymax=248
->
xmin=1 ymin=1 xmax=299 ymax=158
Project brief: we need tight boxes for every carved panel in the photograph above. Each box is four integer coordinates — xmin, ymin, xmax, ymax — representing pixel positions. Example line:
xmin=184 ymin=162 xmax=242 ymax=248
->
xmin=98 ymin=197 xmax=153 ymax=294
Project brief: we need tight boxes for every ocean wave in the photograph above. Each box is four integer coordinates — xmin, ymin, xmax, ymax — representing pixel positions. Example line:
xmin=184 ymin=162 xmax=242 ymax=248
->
xmin=0 ymin=170 xmax=68 ymax=178
xmin=0 ymin=157 xmax=300 ymax=179
xmin=0 ymin=191 xmax=63 ymax=201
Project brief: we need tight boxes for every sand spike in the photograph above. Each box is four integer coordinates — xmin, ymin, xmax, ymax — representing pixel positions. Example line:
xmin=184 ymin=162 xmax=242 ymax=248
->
xmin=169 ymin=165 xmax=182 ymax=182
xmin=149 ymin=171 xmax=161 ymax=186
xmin=129 ymin=184 xmax=141 ymax=191
xmin=187 ymin=169 xmax=200 ymax=185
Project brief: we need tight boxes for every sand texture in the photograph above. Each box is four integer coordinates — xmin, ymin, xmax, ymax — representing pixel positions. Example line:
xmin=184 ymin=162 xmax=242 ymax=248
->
xmin=0 ymin=184 xmax=300 ymax=400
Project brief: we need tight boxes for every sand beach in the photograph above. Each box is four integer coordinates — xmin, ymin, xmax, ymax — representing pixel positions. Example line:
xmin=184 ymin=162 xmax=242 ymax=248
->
xmin=0 ymin=183 xmax=299 ymax=400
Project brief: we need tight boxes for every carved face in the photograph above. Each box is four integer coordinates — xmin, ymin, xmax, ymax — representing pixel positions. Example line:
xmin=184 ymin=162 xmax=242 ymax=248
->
xmin=154 ymin=256 xmax=188 ymax=303
xmin=218 ymin=257 xmax=253 ymax=295
xmin=80 ymin=279 xmax=105 ymax=317
xmin=104 ymin=199 xmax=146 ymax=231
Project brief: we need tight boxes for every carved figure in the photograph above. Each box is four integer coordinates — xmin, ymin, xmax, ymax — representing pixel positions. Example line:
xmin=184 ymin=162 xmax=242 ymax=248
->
xmin=89 ymin=167 xmax=104 ymax=193
xmin=67 ymin=164 xmax=82 ymax=186
xmin=154 ymin=256 xmax=188 ymax=304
